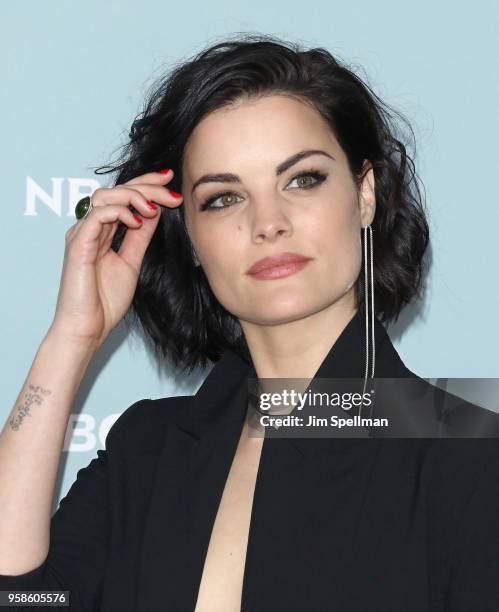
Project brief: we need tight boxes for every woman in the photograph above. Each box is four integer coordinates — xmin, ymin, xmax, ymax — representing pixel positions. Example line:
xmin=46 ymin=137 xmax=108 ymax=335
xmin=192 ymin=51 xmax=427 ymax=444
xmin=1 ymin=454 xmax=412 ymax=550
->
xmin=1 ymin=34 xmax=498 ymax=611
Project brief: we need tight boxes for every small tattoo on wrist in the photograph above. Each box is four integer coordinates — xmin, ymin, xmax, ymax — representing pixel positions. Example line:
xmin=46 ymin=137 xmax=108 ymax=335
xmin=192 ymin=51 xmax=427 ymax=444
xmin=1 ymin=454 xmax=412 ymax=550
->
xmin=9 ymin=384 xmax=52 ymax=431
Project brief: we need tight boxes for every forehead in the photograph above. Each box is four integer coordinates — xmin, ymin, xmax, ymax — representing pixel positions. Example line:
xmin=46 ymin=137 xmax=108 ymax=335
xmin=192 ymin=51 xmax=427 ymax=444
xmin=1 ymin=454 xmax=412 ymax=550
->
xmin=182 ymin=95 xmax=342 ymax=180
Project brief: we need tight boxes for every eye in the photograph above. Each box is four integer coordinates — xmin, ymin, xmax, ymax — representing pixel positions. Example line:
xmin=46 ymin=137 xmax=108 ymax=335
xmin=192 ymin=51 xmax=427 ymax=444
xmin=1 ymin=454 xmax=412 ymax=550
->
xmin=286 ymin=169 xmax=328 ymax=190
xmin=199 ymin=191 xmax=243 ymax=212
xmin=199 ymin=168 xmax=328 ymax=212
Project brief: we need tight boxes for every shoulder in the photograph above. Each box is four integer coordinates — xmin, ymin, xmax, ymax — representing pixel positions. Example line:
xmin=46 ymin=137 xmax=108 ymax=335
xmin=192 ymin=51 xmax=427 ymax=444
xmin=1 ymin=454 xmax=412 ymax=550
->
xmin=101 ymin=351 xmax=248 ymax=457
xmin=104 ymin=394 xmax=194 ymax=452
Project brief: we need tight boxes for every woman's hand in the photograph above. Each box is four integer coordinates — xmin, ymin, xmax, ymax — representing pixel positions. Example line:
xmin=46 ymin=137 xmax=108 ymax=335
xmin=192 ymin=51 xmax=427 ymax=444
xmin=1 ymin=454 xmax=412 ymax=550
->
xmin=47 ymin=169 xmax=183 ymax=350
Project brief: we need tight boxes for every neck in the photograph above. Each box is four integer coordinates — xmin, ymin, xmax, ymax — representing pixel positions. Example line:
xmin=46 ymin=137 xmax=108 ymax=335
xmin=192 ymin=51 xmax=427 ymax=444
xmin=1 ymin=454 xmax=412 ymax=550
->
xmin=240 ymin=292 xmax=358 ymax=380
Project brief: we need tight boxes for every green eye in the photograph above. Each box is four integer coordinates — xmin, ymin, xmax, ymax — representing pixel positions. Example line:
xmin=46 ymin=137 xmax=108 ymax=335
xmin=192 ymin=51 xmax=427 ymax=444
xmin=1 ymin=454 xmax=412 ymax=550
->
xmin=200 ymin=191 xmax=243 ymax=211
xmin=286 ymin=170 xmax=328 ymax=190
xmin=199 ymin=168 xmax=328 ymax=212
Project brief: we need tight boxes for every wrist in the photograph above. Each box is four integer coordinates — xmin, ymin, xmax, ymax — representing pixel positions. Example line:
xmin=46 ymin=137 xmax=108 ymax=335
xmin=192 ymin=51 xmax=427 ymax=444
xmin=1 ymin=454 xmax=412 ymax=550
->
xmin=42 ymin=326 xmax=101 ymax=362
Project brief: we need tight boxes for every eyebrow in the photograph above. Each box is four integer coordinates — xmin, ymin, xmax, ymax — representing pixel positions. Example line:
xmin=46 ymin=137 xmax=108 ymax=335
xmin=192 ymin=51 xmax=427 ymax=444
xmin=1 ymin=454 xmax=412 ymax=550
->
xmin=190 ymin=149 xmax=336 ymax=196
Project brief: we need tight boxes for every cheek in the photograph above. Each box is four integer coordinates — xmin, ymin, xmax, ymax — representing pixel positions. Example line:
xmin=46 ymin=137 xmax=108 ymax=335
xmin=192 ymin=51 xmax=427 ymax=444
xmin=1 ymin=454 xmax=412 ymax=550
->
xmin=304 ymin=195 xmax=359 ymax=255
xmin=303 ymin=194 xmax=362 ymax=294
xmin=195 ymin=221 xmax=245 ymax=295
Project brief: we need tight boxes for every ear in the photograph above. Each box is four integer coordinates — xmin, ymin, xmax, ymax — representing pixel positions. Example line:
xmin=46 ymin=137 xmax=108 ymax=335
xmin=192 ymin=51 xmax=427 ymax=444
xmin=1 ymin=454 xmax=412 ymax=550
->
xmin=358 ymin=159 xmax=376 ymax=228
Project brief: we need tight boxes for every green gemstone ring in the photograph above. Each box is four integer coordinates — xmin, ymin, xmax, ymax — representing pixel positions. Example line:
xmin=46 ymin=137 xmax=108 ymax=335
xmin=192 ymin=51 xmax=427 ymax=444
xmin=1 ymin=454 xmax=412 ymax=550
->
xmin=75 ymin=196 xmax=93 ymax=220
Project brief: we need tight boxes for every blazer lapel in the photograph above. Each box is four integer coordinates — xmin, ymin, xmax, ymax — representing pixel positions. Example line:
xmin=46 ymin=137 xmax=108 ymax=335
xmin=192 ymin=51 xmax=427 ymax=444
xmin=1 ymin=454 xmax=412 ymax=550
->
xmin=135 ymin=350 xmax=251 ymax=611
xmin=135 ymin=310 xmax=413 ymax=611
xmin=240 ymin=312 xmax=415 ymax=609
xmin=246 ymin=308 xmax=413 ymax=454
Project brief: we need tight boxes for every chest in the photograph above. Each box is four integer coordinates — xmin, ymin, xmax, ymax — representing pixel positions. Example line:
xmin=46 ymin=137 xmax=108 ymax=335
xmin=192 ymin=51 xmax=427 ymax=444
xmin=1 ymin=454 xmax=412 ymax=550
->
xmin=194 ymin=418 xmax=265 ymax=612
xmin=105 ymin=431 xmax=447 ymax=612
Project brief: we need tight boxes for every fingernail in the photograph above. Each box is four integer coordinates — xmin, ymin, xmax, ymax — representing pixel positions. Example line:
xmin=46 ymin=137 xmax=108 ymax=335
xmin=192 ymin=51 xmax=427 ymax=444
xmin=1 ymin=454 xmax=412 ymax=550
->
xmin=146 ymin=200 xmax=158 ymax=210
xmin=132 ymin=214 xmax=142 ymax=224
xmin=158 ymin=168 xmax=171 ymax=174
xmin=169 ymin=190 xmax=183 ymax=199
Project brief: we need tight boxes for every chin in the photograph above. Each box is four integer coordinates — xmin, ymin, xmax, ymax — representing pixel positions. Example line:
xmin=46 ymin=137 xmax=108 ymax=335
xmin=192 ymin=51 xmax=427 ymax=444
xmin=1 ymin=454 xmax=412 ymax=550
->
xmin=245 ymin=297 xmax=322 ymax=325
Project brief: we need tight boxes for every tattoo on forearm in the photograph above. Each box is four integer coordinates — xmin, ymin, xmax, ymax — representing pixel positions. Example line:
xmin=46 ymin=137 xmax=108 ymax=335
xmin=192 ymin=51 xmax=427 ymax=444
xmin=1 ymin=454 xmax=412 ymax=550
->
xmin=9 ymin=384 xmax=52 ymax=431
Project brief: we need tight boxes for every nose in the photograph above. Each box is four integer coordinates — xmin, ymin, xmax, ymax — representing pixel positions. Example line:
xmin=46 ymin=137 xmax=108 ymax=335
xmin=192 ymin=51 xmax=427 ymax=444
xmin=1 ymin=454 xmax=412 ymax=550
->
xmin=250 ymin=194 xmax=293 ymax=243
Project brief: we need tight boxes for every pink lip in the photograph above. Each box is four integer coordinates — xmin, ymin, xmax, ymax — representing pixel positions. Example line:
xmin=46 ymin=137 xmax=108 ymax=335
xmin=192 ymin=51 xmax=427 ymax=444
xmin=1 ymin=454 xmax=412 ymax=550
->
xmin=246 ymin=252 xmax=313 ymax=280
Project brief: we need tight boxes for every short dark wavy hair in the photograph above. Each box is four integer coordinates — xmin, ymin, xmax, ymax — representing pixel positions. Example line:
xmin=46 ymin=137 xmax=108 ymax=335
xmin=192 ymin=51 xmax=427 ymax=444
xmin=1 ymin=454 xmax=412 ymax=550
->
xmin=95 ymin=33 xmax=430 ymax=375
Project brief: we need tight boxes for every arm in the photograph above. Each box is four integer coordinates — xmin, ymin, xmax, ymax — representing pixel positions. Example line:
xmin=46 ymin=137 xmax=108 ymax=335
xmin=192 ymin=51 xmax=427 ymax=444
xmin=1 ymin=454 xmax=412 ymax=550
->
xmin=0 ymin=331 xmax=98 ymax=576
xmin=0 ymin=333 xmax=149 ymax=609
xmin=0 ymin=168 xmax=180 ymax=609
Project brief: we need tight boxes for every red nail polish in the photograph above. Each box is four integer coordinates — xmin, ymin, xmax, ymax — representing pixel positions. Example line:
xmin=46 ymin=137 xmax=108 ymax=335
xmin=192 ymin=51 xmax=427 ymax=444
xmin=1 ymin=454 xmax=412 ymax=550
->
xmin=146 ymin=200 xmax=158 ymax=210
xmin=158 ymin=168 xmax=171 ymax=174
xmin=169 ymin=190 xmax=183 ymax=199
xmin=132 ymin=214 xmax=142 ymax=223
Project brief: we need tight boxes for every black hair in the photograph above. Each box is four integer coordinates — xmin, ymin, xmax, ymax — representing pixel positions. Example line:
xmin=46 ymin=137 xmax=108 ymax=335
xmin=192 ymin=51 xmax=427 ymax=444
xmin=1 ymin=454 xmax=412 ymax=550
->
xmin=94 ymin=33 xmax=430 ymax=375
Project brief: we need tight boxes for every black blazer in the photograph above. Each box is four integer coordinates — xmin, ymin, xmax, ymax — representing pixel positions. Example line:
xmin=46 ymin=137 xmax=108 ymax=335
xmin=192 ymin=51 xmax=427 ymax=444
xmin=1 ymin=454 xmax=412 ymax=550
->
xmin=2 ymin=310 xmax=499 ymax=611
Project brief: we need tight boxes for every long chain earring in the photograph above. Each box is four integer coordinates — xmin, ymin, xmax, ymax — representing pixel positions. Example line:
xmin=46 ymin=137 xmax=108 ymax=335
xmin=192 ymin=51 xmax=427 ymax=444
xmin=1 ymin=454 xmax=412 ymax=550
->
xmin=360 ymin=224 xmax=375 ymax=416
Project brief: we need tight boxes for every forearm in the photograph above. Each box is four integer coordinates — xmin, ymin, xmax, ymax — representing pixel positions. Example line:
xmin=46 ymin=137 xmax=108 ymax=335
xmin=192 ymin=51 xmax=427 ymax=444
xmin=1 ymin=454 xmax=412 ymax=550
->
xmin=0 ymin=331 xmax=98 ymax=575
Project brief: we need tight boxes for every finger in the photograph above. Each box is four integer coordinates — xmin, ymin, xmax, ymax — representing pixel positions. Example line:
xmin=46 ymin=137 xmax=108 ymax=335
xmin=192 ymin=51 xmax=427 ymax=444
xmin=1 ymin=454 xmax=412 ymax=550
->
xmin=91 ymin=186 xmax=161 ymax=218
xmin=114 ymin=184 xmax=184 ymax=209
xmin=116 ymin=206 xmax=162 ymax=273
xmin=93 ymin=185 xmax=183 ymax=214
xmin=124 ymin=169 xmax=174 ymax=186
xmin=68 ymin=204 xmax=145 ymax=265
xmin=96 ymin=220 xmax=119 ymax=260
xmin=67 ymin=180 xmax=182 ymax=245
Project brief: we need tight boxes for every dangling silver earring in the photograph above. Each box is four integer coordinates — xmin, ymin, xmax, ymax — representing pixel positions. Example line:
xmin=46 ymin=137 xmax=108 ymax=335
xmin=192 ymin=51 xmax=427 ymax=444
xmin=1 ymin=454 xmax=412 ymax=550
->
xmin=360 ymin=224 xmax=375 ymax=415
xmin=193 ymin=251 xmax=201 ymax=267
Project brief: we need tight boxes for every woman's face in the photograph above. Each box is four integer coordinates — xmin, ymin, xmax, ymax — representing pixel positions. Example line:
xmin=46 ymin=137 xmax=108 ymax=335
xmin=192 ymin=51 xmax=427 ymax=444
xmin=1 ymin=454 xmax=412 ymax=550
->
xmin=181 ymin=94 xmax=375 ymax=327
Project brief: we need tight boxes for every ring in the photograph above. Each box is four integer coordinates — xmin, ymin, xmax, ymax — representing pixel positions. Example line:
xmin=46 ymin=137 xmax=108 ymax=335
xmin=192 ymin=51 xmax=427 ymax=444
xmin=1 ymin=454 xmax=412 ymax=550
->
xmin=75 ymin=195 xmax=93 ymax=220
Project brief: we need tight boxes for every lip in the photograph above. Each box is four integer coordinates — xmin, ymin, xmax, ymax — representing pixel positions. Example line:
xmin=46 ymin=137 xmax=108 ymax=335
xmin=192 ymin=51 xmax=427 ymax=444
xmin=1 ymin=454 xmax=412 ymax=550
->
xmin=246 ymin=251 xmax=313 ymax=280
